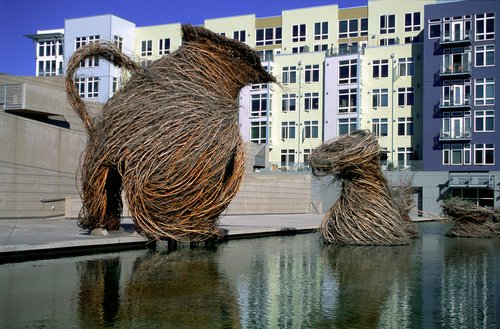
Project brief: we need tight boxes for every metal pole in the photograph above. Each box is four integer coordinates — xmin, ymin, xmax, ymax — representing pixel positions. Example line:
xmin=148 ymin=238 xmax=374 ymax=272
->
xmin=391 ymin=53 xmax=395 ymax=166
xmin=265 ymin=62 xmax=270 ymax=145
xmin=297 ymin=61 xmax=302 ymax=170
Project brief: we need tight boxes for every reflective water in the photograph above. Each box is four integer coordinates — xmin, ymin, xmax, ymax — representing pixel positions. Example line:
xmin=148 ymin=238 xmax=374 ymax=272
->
xmin=0 ymin=222 xmax=499 ymax=328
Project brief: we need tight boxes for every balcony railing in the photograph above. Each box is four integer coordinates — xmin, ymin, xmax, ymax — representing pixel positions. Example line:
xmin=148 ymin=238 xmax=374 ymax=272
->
xmin=439 ymin=96 xmax=472 ymax=110
xmin=440 ymin=30 xmax=472 ymax=46
xmin=440 ymin=63 xmax=471 ymax=78
xmin=449 ymin=172 xmax=494 ymax=188
xmin=439 ymin=129 xmax=471 ymax=141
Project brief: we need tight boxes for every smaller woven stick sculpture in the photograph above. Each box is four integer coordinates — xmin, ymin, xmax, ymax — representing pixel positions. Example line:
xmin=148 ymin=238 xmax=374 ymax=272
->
xmin=308 ymin=130 xmax=412 ymax=245
xmin=65 ymin=25 xmax=275 ymax=242
xmin=441 ymin=198 xmax=497 ymax=237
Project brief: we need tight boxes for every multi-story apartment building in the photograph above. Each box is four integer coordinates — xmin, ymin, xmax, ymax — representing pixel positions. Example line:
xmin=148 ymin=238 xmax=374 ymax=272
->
xmin=24 ymin=0 xmax=500 ymax=207
xmin=423 ymin=0 xmax=500 ymax=206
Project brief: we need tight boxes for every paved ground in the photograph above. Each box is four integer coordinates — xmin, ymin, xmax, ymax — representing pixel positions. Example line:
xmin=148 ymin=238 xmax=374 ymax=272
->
xmin=0 ymin=214 xmax=324 ymax=262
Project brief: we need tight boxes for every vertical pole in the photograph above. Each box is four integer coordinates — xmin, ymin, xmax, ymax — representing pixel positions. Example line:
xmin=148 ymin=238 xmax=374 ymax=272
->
xmin=265 ymin=61 xmax=271 ymax=145
xmin=297 ymin=61 xmax=302 ymax=170
xmin=391 ymin=53 xmax=396 ymax=166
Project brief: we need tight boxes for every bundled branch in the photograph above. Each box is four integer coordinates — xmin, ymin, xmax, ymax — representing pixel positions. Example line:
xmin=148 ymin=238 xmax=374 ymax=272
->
xmin=309 ymin=130 xmax=414 ymax=245
xmin=65 ymin=25 xmax=275 ymax=242
xmin=441 ymin=198 xmax=498 ymax=237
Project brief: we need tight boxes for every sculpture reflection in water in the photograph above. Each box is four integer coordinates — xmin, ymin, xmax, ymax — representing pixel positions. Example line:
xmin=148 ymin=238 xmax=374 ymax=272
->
xmin=77 ymin=257 xmax=121 ymax=327
xmin=320 ymin=244 xmax=418 ymax=328
xmin=440 ymin=238 xmax=497 ymax=328
xmin=116 ymin=249 xmax=240 ymax=328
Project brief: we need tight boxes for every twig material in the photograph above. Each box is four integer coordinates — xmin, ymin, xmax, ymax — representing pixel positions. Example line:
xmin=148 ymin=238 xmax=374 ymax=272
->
xmin=65 ymin=24 xmax=275 ymax=242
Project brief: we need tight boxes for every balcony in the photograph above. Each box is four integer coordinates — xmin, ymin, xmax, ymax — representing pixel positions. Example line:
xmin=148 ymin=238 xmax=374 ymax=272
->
xmin=439 ymin=96 xmax=471 ymax=110
xmin=449 ymin=172 xmax=494 ymax=188
xmin=440 ymin=62 xmax=471 ymax=78
xmin=440 ymin=30 xmax=472 ymax=46
xmin=439 ymin=129 xmax=471 ymax=142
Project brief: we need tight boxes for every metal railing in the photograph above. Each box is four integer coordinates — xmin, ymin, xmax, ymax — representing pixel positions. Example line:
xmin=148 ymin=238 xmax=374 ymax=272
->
xmin=1 ymin=83 xmax=24 ymax=110
xmin=439 ymin=129 xmax=471 ymax=141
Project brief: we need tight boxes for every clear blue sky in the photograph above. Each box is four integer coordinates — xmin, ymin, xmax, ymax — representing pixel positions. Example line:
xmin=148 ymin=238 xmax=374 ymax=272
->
xmin=0 ymin=0 xmax=367 ymax=76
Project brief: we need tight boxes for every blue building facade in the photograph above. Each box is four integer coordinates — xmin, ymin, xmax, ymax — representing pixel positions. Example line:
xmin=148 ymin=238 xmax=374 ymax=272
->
xmin=423 ymin=1 xmax=500 ymax=206
xmin=64 ymin=15 xmax=136 ymax=103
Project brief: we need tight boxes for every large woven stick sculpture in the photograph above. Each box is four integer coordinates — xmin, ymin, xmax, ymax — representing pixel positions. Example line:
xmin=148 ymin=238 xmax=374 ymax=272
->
xmin=66 ymin=25 xmax=275 ymax=242
xmin=308 ymin=130 xmax=411 ymax=245
xmin=441 ymin=198 xmax=499 ymax=237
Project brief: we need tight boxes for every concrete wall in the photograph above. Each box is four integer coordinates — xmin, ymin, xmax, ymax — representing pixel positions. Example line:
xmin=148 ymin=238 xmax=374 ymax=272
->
xmin=0 ymin=112 xmax=86 ymax=218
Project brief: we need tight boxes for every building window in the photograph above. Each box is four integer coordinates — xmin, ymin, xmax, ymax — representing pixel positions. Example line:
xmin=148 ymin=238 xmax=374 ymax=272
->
xmin=474 ymin=144 xmax=494 ymax=165
xmin=398 ymin=87 xmax=415 ymax=106
xmin=304 ymin=92 xmax=320 ymax=111
xmin=292 ymin=24 xmax=306 ymax=42
xmin=475 ymin=13 xmax=495 ymax=41
xmin=113 ymin=35 xmax=123 ymax=51
xmin=442 ymin=116 xmax=472 ymax=139
xmin=282 ymin=66 xmax=297 ymax=84
xmin=380 ymin=38 xmax=397 ymax=46
xmin=397 ymin=147 xmax=414 ymax=168
xmin=339 ymin=89 xmax=357 ymax=113
xmin=443 ymin=144 xmax=471 ymax=165
xmin=112 ymin=77 xmax=118 ymax=94
xmin=398 ymin=57 xmax=415 ymax=76
xmin=251 ymin=94 xmax=267 ymax=117
xmin=338 ymin=117 xmax=357 ymax=135
xmin=380 ymin=14 xmax=396 ymax=34
xmin=292 ymin=46 xmax=306 ymax=54
xmin=304 ymin=64 xmax=320 ymax=82
xmin=233 ymin=30 xmax=246 ymax=42
xmin=281 ymin=149 xmax=296 ymax=167
xmin=75 ymin=35 xmax=99 ymax=50
xmin=314 ymin=44 xmax=328 ymax=52
xmin=475 ymin=110 xmax=494 ymax=132
xmin=304 ymin=120 xmax=319 ymax=138
xmin=339 ymin=18 xmax=367 ymax=38
xmin=159 ymin=38 xmax=170 ymax=55
xmin=256 ymin=27 xmax=282 ymax=46
xmin=405 ymin=35 xmax=422 ymax=44
xmin=405 ymin=12 xmax=421 ymax=32
xmin=281 ymin=121 xmax=296 ymax=139
xmin=475 ymin=45 xmax=495 ymax=67
xmin=372 ymin=89 xmax=389 ymax=108
xmin=475 ymin=78 xmax=494 ymax=105
xmin=257 ymin=49 xmax=274 ymax=62
xmin=75 ymin=77 xmax=99 ymax=98
xmin=314 ymin=22 xmax=328 ymax=40
xmin=250 ymin=121 xmax=267 ymax=144
xmin=373 ymin=59 xmax=389 ymax=78
xmin=141 ymin=40 xmax=152 ymax=56
xmin=428 ymin=19 xmax=441 ymax=39
xmin=442 ymin=82 xmax=471 ymax=106
xmin=397 ymin=117 xmax=414 ymax=136
xmin=76 ymin=35 xmax=99 ymax=68
xmin=339 ymin=59 xmax=357 ymax=84
xmin=282 ymin=94 xmax=296 ymax=112
xmin=372 ymin=118 xmax=388 ymax=136
xmin=38 ymin=60 xmax=58 ymax=76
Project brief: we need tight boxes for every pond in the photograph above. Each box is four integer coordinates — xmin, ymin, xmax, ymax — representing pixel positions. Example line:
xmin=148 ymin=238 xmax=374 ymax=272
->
xmin=0 ymin=222 xmax=499 ymax=328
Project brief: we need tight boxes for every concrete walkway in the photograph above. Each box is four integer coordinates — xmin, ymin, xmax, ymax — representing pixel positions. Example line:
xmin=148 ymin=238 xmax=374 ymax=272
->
xmin=0 ymin=214 xmax=324 ymax=262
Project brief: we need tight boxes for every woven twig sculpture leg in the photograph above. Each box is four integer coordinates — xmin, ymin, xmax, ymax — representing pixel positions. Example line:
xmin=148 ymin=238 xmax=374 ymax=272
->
xmin=309 ymin=130 xmax=411 ymax=245
xmin=65 ymin=25 xmax=275 ymax=242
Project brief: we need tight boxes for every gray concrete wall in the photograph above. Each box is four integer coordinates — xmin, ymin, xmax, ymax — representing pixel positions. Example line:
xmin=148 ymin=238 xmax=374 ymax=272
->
xmin=0 ymin=112 xmax=86 ymax=218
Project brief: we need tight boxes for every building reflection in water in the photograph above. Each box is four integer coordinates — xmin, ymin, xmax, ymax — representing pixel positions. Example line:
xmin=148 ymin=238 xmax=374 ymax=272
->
xmin=440 ymin=238 xmax=497 ymax=328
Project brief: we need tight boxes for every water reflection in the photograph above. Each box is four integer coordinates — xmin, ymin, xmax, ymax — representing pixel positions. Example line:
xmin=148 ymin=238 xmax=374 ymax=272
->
xmin=440 ymin=238 xmax=497 ymax=328
xmin=0 ymin=226 xmax=499 ymax=328
xmin=321 ymin=244 xmax=416 ymax=328
xmin=115 ymin=248 xmax=240 ymax=329
xmin=77 ymin=257 xmax=121 ymax=327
